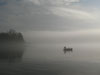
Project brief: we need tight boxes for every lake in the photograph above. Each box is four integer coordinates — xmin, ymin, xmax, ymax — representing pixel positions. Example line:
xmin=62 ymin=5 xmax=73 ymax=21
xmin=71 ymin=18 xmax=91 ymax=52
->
xmin=1 ymin=43 xmax=100 ymax=75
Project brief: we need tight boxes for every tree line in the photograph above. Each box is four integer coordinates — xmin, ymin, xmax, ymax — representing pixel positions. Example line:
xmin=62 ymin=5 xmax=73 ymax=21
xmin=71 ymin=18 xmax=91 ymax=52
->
xmin=0 ymin=29 xmax=24 ymax=42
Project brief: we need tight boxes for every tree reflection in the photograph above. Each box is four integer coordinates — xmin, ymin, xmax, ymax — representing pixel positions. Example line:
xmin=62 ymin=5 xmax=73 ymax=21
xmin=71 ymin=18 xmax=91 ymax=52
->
xmin=0 ymin=43 xmax=25 ymax=62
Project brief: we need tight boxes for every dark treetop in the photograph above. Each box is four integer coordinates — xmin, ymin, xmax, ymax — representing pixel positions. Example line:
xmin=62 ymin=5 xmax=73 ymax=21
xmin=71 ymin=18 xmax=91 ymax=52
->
xmin=0 ymin=29 xmax=24 ymax=43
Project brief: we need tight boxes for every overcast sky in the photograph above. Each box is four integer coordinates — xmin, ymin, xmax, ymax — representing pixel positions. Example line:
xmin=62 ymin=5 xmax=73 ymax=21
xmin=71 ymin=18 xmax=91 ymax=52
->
xmin=0 ymin=0 xmax=100 ymax=31
xmin=0 ymin=0 xmax=100 ymax=45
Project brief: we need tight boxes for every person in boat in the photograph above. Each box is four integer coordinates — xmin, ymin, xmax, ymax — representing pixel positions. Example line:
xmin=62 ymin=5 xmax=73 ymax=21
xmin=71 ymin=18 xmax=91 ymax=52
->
xmin=64 ymin=46 xmax=67 ymax=50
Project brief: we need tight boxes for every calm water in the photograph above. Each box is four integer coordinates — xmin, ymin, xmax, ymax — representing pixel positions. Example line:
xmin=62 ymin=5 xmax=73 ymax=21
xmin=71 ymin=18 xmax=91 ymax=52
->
xmin=1 ymin=43 xmax=100 ymax=75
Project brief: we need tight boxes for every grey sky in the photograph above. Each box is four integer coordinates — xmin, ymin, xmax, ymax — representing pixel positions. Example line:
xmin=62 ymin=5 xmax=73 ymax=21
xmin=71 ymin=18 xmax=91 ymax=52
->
xmin=0 ymin=0 xmax=100 ymax=45
xmin=0 ymin=0 xmax=100 ymax=31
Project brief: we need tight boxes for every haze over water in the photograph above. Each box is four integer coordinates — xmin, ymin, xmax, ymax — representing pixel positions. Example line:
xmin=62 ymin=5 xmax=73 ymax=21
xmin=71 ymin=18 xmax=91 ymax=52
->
xmin=23 ymin=30 xmax=100 ymax=63
xmin=1 ymin=0 xmax=100 ymax=75
xmin=15 ymin=30 xmax=100 ymax=75
xmin=1 ymin=30 xmax=100 ymax=75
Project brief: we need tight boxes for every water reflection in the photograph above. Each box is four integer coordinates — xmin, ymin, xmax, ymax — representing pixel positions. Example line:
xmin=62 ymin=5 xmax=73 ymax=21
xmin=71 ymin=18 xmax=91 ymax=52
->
xmin=0 ymin=43 xmax=25 ymax=62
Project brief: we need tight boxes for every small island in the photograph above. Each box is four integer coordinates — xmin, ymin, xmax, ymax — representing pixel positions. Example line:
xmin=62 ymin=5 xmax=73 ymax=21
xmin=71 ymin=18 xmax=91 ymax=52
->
xmin=0 ymin=29 xmax=25 ymax=62
xmin=0 ymin=29 xmax=24 ymax=43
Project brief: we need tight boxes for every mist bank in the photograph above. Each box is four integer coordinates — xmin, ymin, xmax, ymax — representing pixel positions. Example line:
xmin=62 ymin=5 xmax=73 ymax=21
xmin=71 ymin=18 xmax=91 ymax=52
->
xmin=23 ymin=29 xmax=100 ymax=46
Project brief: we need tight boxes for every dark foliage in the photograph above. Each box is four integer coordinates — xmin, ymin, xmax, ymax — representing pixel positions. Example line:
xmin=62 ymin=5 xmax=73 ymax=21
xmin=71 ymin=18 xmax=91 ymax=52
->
xmin=0 ymin=29 xmax=24 ymax=42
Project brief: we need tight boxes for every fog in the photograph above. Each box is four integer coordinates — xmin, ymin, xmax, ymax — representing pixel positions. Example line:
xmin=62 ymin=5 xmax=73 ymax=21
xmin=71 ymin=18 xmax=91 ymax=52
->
xmin=1 ymin=0 xmax=100 ymax=75
xmin=21 ymin=29 xmax=100 ymax=63
xmin=24 ymin=29 xmax=100 ymax=46
xmin=0 ymin=0 xmax=100 ymax=63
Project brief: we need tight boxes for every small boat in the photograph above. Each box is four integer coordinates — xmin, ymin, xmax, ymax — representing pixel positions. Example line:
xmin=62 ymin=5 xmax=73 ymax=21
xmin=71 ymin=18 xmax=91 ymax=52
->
xmin=63 ymin=46 xmax=73 ymax=51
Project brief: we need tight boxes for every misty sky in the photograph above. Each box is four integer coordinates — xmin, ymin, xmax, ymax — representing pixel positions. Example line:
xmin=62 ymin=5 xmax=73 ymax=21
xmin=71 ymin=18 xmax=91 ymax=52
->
xmin=0 ymin=0 xmax=100 ymax=45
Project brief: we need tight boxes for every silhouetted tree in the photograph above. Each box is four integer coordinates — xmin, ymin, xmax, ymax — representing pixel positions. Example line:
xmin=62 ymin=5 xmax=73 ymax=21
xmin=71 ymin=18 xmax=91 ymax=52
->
xmin=0 ymin=29 xmax=24 ymax=42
